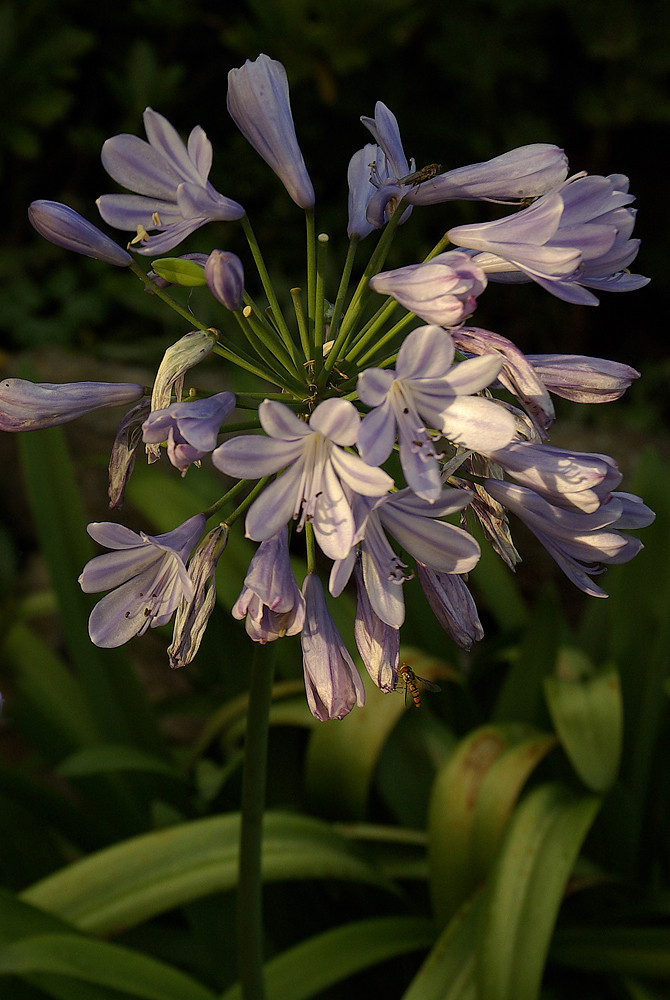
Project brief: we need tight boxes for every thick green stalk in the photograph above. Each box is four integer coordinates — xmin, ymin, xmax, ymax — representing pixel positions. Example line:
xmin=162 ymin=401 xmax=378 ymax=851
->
xmin=318 ymin=236 xmax=359 ymax=385
xmin=236 ymin=641 xmax=276 ymax=1000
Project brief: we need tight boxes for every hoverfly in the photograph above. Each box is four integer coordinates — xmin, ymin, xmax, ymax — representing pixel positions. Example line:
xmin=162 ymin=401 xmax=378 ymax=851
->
xmin=397 ymin=163 xmax=443 ymax=188
xmin=396 ymin=662 xmax=441 ymax=709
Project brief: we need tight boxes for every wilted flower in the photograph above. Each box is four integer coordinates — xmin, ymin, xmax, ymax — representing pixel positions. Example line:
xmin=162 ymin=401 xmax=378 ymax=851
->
xmin=212 ymin=398 xmax=393 ymax=560
xmin=147 ymin=330 xmax=217 ymax=460
xmin=28 ymin=201 xmax=132 ymax=266
xmin=357 ymin=325 xmax=515 ymax=500
xmin=232 ymin=527 xmax=305 ymax=643
xmin=368 ymin=252 xmax=487 ymax=327
xmin=97 ymin=108 xmax=244 ymax=254
xmin=169 ymin=524 xmax=229 ymax=668
xmin=142 ymin=392 xmax=236 ymax=475
xmin=409 ymin=144 xmax=568 ymax=205
xmin=227 ymin=54 xmax=315 ymax=209
xmin=205 ymin=250 xmax=245 ymax=310
xmin=108 ymin=398 xmax=151 ymax=509
xmin=415 ymin=563 xmax=484 ymax=650
xmin=484 ymin=479 xmax=654 ymax=597
xmin=79 ymin=514 xmax=206 ymax=647
xmin=301 ymin=573 xmax=365 ymax=720
xmin=0 ymin=378 xmax=144 ymax=432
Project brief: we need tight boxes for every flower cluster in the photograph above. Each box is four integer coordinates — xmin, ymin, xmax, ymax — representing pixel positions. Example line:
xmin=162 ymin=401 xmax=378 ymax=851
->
xmin=6 ymin=54 xmax=653 ymax=720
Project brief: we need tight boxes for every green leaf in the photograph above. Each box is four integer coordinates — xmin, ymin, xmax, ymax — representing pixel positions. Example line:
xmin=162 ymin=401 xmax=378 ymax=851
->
xmin=221 ymin=916 xmax=435 ymax=1000
xmin=57 ymin=746 xmax=184 ymax=781
xmin=0 ymin=934 xmax=216 ymax=1000
xmin=476 ymin=783 xmax=601 ymax=1000
xmin=21 ymin=812 xmax=391 ymax=935
xmin=551 ymin=926 xmax=670 ymax=979
xmin=427 ymin=724 xmax=557 ymax=923
xmin=401 ymin=895 xmax=481 ymax=1000
xmin=150 ymin=258 xmax=207 ymax=287
xmin=544 ymin=656 xmax=623 ymax=792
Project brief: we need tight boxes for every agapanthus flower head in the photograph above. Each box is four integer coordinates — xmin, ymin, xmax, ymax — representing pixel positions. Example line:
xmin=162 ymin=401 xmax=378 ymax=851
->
xmin=408 ymin=144 xmax=569 ymax=206
xmin=142 ymin=392 xmax=236 ymax=475
xmin=232 ymin=527 xmax=305 ymax=643
xmin=205 ymin=250 xmax=245 ymax=310
xmin=484 ymin=479 xmax=654 ymax=597
xmin=212 ymin=397 xmax=393 ymax=560
xmin=227 ymin=54 xmax=315 ymax=209
xmin=0 ymin=378 xmax=144 ymax=432
xmin=79 ymin=514 xmax=206 ymax=647
xmin=28 ymin=201 xmax=132 ymax=266
xmin=368 ymin=251 xmax=487 ymax=327
xmin=97 ymin=108 xmax=244 ymax=254
xmin=449 ymin=173 xmax=647 ymax=305
xmin=169 ymin=523 xmax=229 ymax=668
xmin=357 ymin=325 xmax=515 ymax=500
xmin=301 ymin=573 xmax=365 ymax=721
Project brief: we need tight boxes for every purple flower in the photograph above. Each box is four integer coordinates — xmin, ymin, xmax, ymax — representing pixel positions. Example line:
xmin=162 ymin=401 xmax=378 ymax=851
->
xmin=79 ymin=514 xmax=206 ymax=647
xmin=142 ymin=392 xmax=236 ymax=476
xmin=108 ymin=398 xmax=151 ymax=509
xmin=0 ymin=379 xmax=144 ymax=432
xmin=205 ymin=250 xmax=245 ymax=310
xmin=347 ymin=143 xmax=381 ymax=240
xmin=28 ymin=201 xmax=132 ymax=266
xmin=452 ymin=326 xmax=556 ymax=439
xmin=409 ymin=144 xmax=568 ymax=205
xmin=232 ymin=527 xmax=305 ymax=643
xmin=330 ymin=487 xmax=480 ymax=629
xmin=448 ymin=173 xmax=647 ymax=305
xmin=525 ymin=354 xmax=640 ymax=403
xmin=353 ymin=559 xmax=399 ymax=692
xmin=488 ymin=442 xmax=623 ymax=513
xmin=212 ymin=398 xmax=393 ymax=560
xmin=484 ymin=479 xmax=654 ymax=597
xmin=368 ymin=252 xmax=487 ymax=327
xmin=357 ymin=325 xmax=515 ymax=500
xmin=358 ymin=102 xmax=421 ymax=228
xmin=169 ymin=524 xmax=228 ymax=668
xmin=415 ymin=563 xmax=484 ymax=650
xmin=97 ymin=108 xmax=244 ymax=255
xmin=301 ymin=573 xmax=365 ymax=720
xmin=227 ymin=54 xmax=315 ymax=209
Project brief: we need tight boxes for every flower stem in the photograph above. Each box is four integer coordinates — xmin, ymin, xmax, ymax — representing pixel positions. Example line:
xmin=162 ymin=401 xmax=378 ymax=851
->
xmin=318 ymin=236 xmax=359 ymax=385
xmin=236 ymin=641 xmax=275 ymax=1000
xmin=129 ymin=260 xmax=211 ymax=329
xmin=305 ymin=207 xmax=317 ymax=347
xmin=312 ymin=233 xmax=329 ymax=379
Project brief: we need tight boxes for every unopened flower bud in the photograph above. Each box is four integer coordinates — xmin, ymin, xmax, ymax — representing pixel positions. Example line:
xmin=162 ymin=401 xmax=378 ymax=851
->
xmin=0 ymin=379 xmax=144 ymax=432
xmin=205 ymin=250 xmax=245 ymax=310
xmin=29 ymin=201 xmax=132 ymax=266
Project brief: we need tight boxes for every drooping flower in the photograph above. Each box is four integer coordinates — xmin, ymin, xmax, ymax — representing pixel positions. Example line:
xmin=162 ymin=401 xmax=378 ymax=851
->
xmin=205 ymin=250 xmax=245 ymax=311
xmin=0 ymin=379 xmax=144 ymax=432
xmin=483 ymin=479 xmax=654 ymax=597
xmin=79 ymin=514 xmax=206 ymax=647
xmin=212 ymin=398 xmax=393 ymax=560
xmin=142 ymin=392 xmax=236 ymax=475
xmin=357 ymin=325 xmax=516 ymax=501
xmin=147 ymin=330 xmax=217 ymax=460
xmin=301 ymin=573 xmax=365 ymax=720
xmin=368 ymin=252 xmax=487 ymax=327
xmin=227 ymin=54 xmax=315 ymax=209
xmin=169 ymin=524 xmax=229 ymax=668
xmin=415 ymin=563 xmax=484 ymax=650
xmin=28 ymin=201 xmax=132 ymax=266
xmin=232 ymin=527 xmax=305 ymax=643
xmin=352 ymin=559 xmax=399 ymax=692
xmin=408 ymin=144 xmax=568 ymax=205
xmin=97 ymin=108 xmax=244 ymax=255
xmin=525 ymin=354 xmax=640 ymax=404
xmin=108 ymin=398 xmax=151 ymax=509
xmin=448 ymin=173 xmax=647 ymax=304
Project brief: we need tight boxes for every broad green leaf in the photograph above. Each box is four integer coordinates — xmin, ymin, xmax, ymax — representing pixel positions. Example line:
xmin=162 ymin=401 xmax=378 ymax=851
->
xmin=428 ymin=724 xmax=557 ymax=923
xmin=57 ymin=745 xmax=183 ymax=781
xmin=544 ymin=656 xmax=623 ymax=791
xmin=221 ymin=916 xmax=435 ymax=1000
xmin=551 ymin=926 xmax=670 ymax=979
xmin=150 ymin=258 xmax=207 ymax=286
xmin=476 ymin=783 xmax=601 ymax=1000
xmin=21 ymin=812 xmax=391 ymax=935
xmin=0 ymin=934 xmax=215 ymax=1000
xmin=0 ymin=888 xmax=82 ymax=945
xmin=401 ymin=895 xmax=481 ymax=1000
